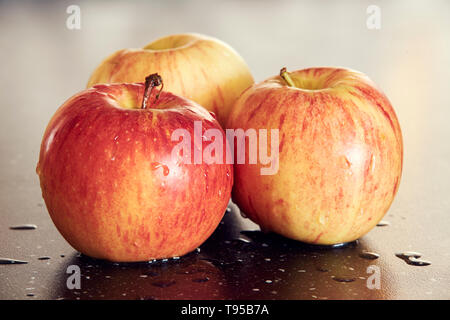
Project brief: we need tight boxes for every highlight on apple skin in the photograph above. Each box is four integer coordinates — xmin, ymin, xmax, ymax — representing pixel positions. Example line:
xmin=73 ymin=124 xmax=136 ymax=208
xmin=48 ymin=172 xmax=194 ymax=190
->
xmin=227 ymin=67 xmax=403 ymax=245
xmin=36 ymin=74 xmax=233 ymax=262
xmin=87 ymin=33 xmax=254 ymax=127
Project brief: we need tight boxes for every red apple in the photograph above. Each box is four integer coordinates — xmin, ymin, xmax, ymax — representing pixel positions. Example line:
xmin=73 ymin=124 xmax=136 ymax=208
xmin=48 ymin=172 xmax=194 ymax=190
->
xmin=37 ymin=74 xmax=233 ymax=262
xmin=227 ymin=67 xmax=403 ymax=245
xmin=87 ymin=33 xmax=254 ymax=127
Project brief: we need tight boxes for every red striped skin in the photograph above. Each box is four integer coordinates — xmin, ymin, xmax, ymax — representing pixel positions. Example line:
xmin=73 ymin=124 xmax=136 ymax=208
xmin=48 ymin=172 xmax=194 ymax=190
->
xmin=37 ymin=83 xmax=233 ymax=262
xmin=227 ymin=67 xmax=403 ymax=245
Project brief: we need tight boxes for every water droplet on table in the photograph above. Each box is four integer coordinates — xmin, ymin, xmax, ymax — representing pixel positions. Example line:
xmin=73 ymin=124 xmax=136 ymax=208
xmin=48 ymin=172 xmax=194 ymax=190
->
xmin=395 ymin=252 xmax=431 ymax=266
xmin=0 ymin=258 xmax=28 ymax=264
xmin=38 ymin=256 xmax=51 ymax=260
xmin=332 ymin=276 xmax=356 ymax=283
xmin=151 ymin=280 xmax=176 ymax=288
xmin=192 ymin=277 xmax=209 ymax=283
xmin=359 ymin=251 xmax=380 ymax=260
xmin=376 ymin=221 xmax=390 ymax=227
xmin=9 ymin=224 xmax=37 ymax=230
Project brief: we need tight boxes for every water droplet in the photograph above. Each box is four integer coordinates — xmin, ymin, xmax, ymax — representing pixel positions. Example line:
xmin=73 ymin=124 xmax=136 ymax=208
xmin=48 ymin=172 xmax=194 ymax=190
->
xmin=319 ymin=213 xmax=327 ymax=225
xmin=344 ymin=156 xmax=351 ymax=168
xmin=265 ymin=280 xmax=273 ymax=284
xmin=376 ymin=221 xmax=390 ymax=227
xmin=332 ymin=276 xmax=355 ymax=283
xmin=235 ymin=235 xmax=252 ymax=244
xmin=395 ymin=252 xmax=431 ymax=266
xmin=192 ymin=277 xmax=209 ymax=283
xmin=60 ymin=254 xmax=65 ymax=258
xmin=0 ymin=258 xmax=28 ymax=264
xmin=151 ymin=162 xmax=170 ymax=176
xmin=151 ymin=280 xmax=176 ymax=288
xmin=9 ymin=224 xmax=37 ymax=230
xmin=226 ymin=207 xmax=231 ymax=213
xmin=359 ymin=251 xmax=379 ymax=260
xmin=316 ymin=266 xmax=329 ymax=272
xmin=370 ymin=155 xmax=376 ymax=173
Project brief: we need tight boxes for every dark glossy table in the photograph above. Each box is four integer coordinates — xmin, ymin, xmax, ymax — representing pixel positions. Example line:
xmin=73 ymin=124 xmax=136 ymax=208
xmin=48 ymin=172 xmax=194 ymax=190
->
xmin=0 ymin=0 xmax=449 ymax=300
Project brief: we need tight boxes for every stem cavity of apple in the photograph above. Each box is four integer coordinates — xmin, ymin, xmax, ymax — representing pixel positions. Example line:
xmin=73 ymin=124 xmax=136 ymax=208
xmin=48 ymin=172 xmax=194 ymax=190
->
xmin=280 ymin=67 xmax=295 ymax=87
xmin=142 ymin=73 xmax=164 ymax=109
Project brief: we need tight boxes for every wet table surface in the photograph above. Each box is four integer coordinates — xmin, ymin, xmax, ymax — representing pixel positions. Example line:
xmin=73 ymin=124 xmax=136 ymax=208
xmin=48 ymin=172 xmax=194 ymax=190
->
xmin=0 ymin=1 xmax=450 ymax=300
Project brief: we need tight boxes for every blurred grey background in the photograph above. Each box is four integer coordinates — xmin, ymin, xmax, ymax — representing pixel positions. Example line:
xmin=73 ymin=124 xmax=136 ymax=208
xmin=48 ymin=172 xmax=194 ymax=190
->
xmin=0 ymin=0 xmax=449 ymax=299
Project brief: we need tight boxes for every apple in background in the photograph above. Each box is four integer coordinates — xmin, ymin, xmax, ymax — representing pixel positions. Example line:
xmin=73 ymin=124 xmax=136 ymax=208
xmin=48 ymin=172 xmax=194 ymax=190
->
xmin=87 ymin=33 xmax=254 ymax=127
xmin=37 ymin=74 xmax=233 ymax=262
xmin=227 ymin=67 xmax=403 ymax=245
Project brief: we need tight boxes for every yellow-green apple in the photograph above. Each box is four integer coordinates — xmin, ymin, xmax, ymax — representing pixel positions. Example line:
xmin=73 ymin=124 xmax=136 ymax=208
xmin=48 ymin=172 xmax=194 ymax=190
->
xmin=87 ymin=33 xmax=254 ymax=126
xmin=36 ymin=74 xmax=233 ymax=262
xmin=227 ymin=67 xmax=403 ymax=245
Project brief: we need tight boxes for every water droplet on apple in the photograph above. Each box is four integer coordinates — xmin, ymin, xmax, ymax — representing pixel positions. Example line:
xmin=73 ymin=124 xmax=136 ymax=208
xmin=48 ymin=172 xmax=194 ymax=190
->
xmin=151 ymin=162 xmax=169 ymax=176
xmin=209 ymin=111 xmax=217 ymax=119
xmin=344 ymin=156 xmax=351 ymax=168
xmin=319 ymin=213 xmax=327 ymax=225
xmin=370 ymin=155 xmax=376 ymax=173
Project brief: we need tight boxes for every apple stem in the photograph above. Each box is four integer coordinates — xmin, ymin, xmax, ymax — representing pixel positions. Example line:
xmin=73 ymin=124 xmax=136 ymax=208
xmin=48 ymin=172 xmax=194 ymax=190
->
xmin=142 ymin=73 xmax=164 ymax=109
xmin=280 ymin=67 xmax=295 ymax=87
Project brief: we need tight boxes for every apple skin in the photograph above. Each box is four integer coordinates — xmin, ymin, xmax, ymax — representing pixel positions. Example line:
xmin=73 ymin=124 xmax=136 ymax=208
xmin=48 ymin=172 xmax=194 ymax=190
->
xmin=87 ymin=33 xmax=254 ymax=126
xmin=227 ymin=67 xmax=403 ymax=245
xmin=37 ymin=82 xmax=233 ymax=262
